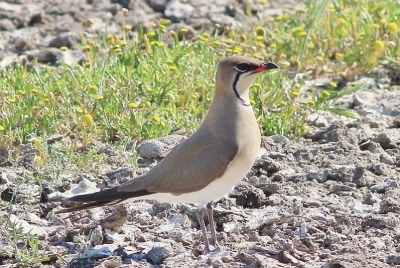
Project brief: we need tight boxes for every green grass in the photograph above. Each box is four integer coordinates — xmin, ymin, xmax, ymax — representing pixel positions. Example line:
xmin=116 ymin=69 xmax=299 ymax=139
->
xmin=0 ymin=0 xmax=399 ymax=265
xmin=0 ymin=0 xmax=399 ymax=149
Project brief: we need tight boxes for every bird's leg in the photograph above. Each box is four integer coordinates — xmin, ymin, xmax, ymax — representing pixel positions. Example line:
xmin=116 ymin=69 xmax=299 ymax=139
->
xmin=206 ymin=202 xmax=220 ymax=250
xmin=197 ymin=207 xmax=211 ymax=254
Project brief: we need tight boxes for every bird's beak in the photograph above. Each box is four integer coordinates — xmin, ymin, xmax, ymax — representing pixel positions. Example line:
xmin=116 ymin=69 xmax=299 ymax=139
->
xmin=253 ymin=62 xmax=279 ymax=73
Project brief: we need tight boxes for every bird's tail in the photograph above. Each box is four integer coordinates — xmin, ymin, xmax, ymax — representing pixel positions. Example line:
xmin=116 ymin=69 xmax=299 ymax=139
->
xmin=55 ymin=187 xmax=153 ymax=214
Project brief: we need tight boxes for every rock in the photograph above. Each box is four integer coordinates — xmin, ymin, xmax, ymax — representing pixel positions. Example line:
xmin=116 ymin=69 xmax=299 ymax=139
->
xmin=253 ymin=154 xmax=281 ymax=173
xmin=29 ymin=48 xmax=61 ymax=64
xmin=44 ymin=32 xmax=80 ymax=48
xmin=145 ymin=246 xmax=170 ymax=265
xmin=8 ymin=27 xmax=42 ymax=52
xmin=235 ymin=188 xmax=265 ymax=208
xmin=370 ymin=179 xmax=397 ymax=193
xmin=104 ymin=164 xmax=135 ymax=186
xmin=9 ymin=214 xmax=47 ymax=238
xmin=380 ymin=153 xmax=394 ymax=165
xmin=84 ymin=246 xmax=113 ymax=258
xmin=373 ymin=164 xmax=391 ymax=176
xmin=312 ymin=121 xmax=358 ymax=145
xmin=256 ymin=183 xmax=279 ymax=196
xmin=137 ymin=135 xmax=184 ymax=158
xmin=91 ymin=225 xmax=103 ymax=246
xmin=388 ymin=255 xmax=400 ymax=265
xmin=94 ymin=256 xmax=123 ymax=268
xmin=0 ymin=54 xmax=18 ymax=71
xmin=0 ymin=18 xmax=16 ymax=31
xmin=165 ymin=1 xmax=194 ymax=22
xmin=362 ymin=192 xmax=380 ymax=205
xmin=307 ymin=112 xmax=329 ymax=127
xmin=379 ymin=188 xmax=400 ymax=213
xmin=147 ymin=0 xmax=168 ymax=12
xmin=373 ymin=133 xmax=396 ymax=149
xmin=1 ymin=188 xmax=16 ymax=202
xmin=152 ymin=201 xmax=172 ymax=215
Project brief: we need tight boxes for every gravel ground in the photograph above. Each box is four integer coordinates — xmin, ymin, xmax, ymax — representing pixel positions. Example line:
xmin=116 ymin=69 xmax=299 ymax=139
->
xmin=1 ymin=0 xmax=400 ymax=267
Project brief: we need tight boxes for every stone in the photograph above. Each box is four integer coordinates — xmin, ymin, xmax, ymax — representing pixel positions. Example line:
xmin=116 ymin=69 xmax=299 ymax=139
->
xmin=145 ymin=246 xmax=170 ymax=265
xmin=45 ymin=32 xmax=80 ymax=48
xmin=165 ymin=1 xmax=194 ymax=22
xmin=0 ymin=18 xmax=16 ymax=31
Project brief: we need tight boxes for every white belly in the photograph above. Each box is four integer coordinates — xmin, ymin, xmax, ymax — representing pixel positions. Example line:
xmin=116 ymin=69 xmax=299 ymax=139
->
xmin=127 ymin=155 xmax=255 ymax=208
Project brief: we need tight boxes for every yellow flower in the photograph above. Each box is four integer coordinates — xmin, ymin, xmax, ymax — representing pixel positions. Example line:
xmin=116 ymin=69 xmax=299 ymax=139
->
xmin=160 ymin=121 xmax=166 ymax=127
xmin=329 ymin=82 xmax=337 ymax=88
xmin=250 ymin=99 xmax=255 ymax=105
xmin=160 ymin=19 xmax=171 ymax=26
xmin=291 ymin=91 xmax=300 ymax=97
xmin=8 ymin=98 xmax=16 ymax=103
xmin=128 ymin=102 xmax=138 ymax=108
xmin=153 ymin=115 xmax=160 ymax=122
xmin=374 ymin=40 xmax=384 ymax=51
xmin=315 ymin=56 xmax=324 ymax=62
xmin=123 ymin=25 xmax=132 ymax=32
xmin=233 ymin=48 xmax=241 ymax=55
xmin=202 ymin=33 xmax=210 ymax=39
xmin=83 ymin=46 xmax=91 ymax=52
xmin=43 ymin=98 xmax=50 ymax=102
xmin=298 ymin=8 xmax=306 ymax=14
xmin=255 ymin=26 xmax=265 ymax=36
xmin=88 ymin=85 xmax=98 ymax=94
xmin=145 ymin=101 xmax=151 ymax=108
xmin=95 ymin=94 xmax=103 ymax=100
xmin=335 ymin=53 xmax=343 ymax=61
xmin=253 ymin=83 xmax=261 ymax=88
xmin=388 ymin=22 xmax=398 ymax=32
xmin=252 ymin=53 xmax=261 ymax=59
xmin=372 ymin=23 xmax=380 ymax=29
xmin=260 ymin=0 xmax=268 ymax=4
xmin=147 ymin=31 xmax=156 ymax=37
xmin=82 ymin=114 xmax=93 ymax=125
xmin=169 ymin=66 xmax=177 ymax=71
xmin=322 ymin=90 xmax=331 ymax=97
xmin=76 ymin=107 xmax=83 ymax=113
xmin=338 ymin=18 xmax=346 ymax=24
xmin=31 ymin=88 xmax=39 ymax=93
xmin=256 ymin=42 xmax=265 ymax=48
xmin=0 ymin=125 xmax=4 ymax=131
xmin=255 ymin=36 xmax=264 ymax=41
xmin=33 ymin=139 xmax=42 ymax=149
xmin=299 ymin=31 xmax=307 ymax=36
xmin=18 ymin=90 xmax=25 ymax=95
xmin=308 ymin=100 xmax=315 ymax=106
xmin=294 ymin=26 xmax=304 ymax=32
xmin=180 ymin=28 xmax=188 ymax=33
xmin=157 ymin=42 xmax=165 ymax=47
xmin=60 ymin=46 xmax=68 ymax=51
xmin=270 ymin=43 xmax=277 ymax=48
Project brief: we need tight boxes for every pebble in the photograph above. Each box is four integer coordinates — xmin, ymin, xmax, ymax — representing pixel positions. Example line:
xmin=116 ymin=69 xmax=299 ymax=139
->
xmin=145 ymin=246 xmax=170 ymax=265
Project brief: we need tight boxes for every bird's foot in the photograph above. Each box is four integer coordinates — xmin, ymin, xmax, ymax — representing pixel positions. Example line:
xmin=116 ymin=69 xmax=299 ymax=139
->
xmin=211 ymin=240 xmax=221 ymax=251
xmin=203 ymin=242 xmax=221 ymax=254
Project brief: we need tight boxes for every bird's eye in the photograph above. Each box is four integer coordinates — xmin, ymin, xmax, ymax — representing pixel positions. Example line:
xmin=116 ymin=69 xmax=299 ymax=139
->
xmin=235 ymin=64 xmax=249 ymax=72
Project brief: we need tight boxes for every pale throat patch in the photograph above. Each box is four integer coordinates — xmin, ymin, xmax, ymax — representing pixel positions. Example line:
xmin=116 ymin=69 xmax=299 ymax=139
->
xmin=235 ymin=73 xmax=258 ymax=103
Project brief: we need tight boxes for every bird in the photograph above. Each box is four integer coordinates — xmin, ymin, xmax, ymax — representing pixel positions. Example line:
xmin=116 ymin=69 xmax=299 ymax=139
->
xmin=56 ymin=56 xmax=279 ymax=253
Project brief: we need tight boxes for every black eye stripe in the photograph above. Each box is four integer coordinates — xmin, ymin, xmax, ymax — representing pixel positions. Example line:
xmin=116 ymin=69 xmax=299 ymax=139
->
xmin=234 ymin=64 xmax=249 ymax=72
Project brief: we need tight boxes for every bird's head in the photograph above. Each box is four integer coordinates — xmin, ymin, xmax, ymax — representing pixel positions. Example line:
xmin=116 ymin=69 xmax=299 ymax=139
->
xmin=216 ymin=56 xmax=279 ymax=106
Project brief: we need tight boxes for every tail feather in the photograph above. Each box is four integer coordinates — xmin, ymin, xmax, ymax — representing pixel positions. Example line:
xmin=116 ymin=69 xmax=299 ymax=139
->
xmin=56 ymin=187 xmax=154 ymax=214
